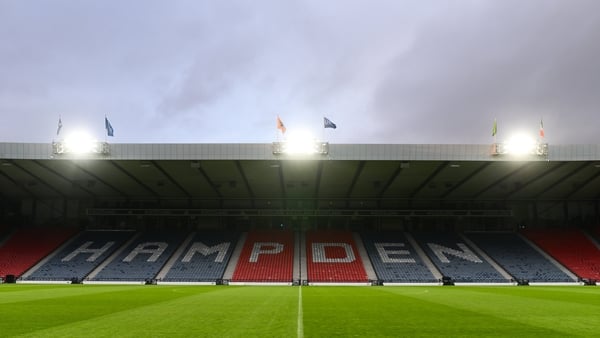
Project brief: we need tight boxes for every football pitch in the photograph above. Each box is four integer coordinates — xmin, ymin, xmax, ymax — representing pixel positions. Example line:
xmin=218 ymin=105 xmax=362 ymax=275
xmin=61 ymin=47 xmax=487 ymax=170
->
xmin=1 ymin=284 xmax=599 ymax=337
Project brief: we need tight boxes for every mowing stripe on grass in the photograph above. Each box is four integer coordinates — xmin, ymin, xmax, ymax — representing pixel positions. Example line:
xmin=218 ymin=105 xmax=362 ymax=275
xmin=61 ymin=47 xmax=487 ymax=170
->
xmin=3 ymin=285 xmax=599 ymax=337
xmin=375 ymin=286 xmax=600 ymax=337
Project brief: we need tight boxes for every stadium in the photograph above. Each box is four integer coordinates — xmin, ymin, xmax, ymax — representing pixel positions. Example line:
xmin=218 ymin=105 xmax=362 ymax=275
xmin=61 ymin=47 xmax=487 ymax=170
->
xmin=4 ymin=0 xmax=600 ymax=335
xmin=1 ymin=139 xmax=600 ymax=336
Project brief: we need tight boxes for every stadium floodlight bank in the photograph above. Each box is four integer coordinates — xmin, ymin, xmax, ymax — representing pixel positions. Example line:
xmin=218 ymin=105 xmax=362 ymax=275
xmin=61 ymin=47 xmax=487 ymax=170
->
xmin=491 ymin=142 xmax=549 ymax=157
xmin=52 ymin=140 xmax=110 ymax=155
xmin=4 ymin=142 xmax=600 ymax=161
xmin=272 ymin=141 xmax=329 ymax=155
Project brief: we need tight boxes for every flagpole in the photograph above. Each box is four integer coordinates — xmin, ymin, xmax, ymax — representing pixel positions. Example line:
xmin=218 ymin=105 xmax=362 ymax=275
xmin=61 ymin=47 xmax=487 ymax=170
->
xmin=104 ymin=115 xmax=107 ymax=143
xmin=491 ymin=118 xmax=498 ymax=155
xmin=55 ymin=114 xmax=62 ymax=142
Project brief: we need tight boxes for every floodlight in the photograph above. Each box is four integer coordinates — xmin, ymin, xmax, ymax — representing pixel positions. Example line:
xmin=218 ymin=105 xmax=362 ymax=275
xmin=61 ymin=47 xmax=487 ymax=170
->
xmin=284 ymin=134 xmax=319 ymax=154
xmin=272 ymin=130 xmax=329 ymax=155
xmin=503 ymin=134 xmax=537 ymax=156
xmin=64 ymin=131 xmax=98 ymax=154
xmin=492 ymin=132 xmax=548 ymax=157
xmin=52 ymin=130 xmax=110 ymax=155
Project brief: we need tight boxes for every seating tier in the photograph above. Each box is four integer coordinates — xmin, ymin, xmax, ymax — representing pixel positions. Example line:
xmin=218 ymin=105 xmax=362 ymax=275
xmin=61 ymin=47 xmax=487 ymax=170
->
xmin=25 ymin=230 xmax=134 ymax=281
xmin=523 ymin=228 xmax=600 ymax=280
xmin=466 ymin=232 xmax=573 ymax=282
xmin=361 ymin=232 xmax=437 ymax=283
xmin=91 ymin=231 xmax=186 ymax=281
xmin=163 ymin=232 xmax=238 ymax=282
xmin=306 ymin=230 xmax=368 ymax=283
xmin=0 ymin=227 xmax=78 ymax=279
xmin=231 ymin=230 xmax=294 ymax=282
xmin=412 ymin=232 xmax=507 ymax=283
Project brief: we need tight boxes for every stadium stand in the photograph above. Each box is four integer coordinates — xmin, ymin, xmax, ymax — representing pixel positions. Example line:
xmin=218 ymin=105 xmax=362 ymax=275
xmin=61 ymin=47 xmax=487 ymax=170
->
xmin=465 ymin=232 xmax=574 ymax=283
xmin=523 ymin=228 xmax=600 ymax=281
xmin=0 ymin=227 xmax=78 ymax=280
xmin=3 ymin=143 xmax=600 ymax=286
xmin=412 ymin=232 xmax=508 ymax=283
xmin=361 ymin=232 xmax=438 ymax=283
xmin=162 ymin=231 xmax=238 ymax=282
xmin=306 ymin=230 xmax=368 ymax=283
xmin=91 ymin=231 xmax=187 ymax=282
xmin=231 ymin=229 xmax=294 ymax=282
xmin=23 ymin=230 xmax=135 ymax=282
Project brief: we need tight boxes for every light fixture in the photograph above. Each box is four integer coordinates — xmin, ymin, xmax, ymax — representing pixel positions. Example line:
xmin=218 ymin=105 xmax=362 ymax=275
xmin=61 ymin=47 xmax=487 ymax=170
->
xmin=272 ymin=141 xmax=329 ymax=155
xmin=492 ymin=132 xmax=548 ymax=157
xmin=504 ymin=134 xmax=537 ymax=156
xmin=52 ymin=130 xmax=109 ymax=155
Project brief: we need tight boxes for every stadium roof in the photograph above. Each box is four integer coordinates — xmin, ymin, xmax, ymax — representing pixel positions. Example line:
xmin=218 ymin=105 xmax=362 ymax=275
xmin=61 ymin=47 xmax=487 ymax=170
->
xmin=2 ymin=143 xmax=600 ymax=212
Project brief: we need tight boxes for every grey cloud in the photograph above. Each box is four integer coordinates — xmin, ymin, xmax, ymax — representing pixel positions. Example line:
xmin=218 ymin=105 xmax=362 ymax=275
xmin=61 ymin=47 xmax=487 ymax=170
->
xmin=370 ymin=0 xmax=600 ymax=143
xmin=1 ymin=0 xmax=599 ymax=144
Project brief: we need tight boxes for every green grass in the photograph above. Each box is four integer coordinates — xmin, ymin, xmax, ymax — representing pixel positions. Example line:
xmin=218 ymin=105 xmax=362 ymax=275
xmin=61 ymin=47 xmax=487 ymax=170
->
xmin=1 ymin=285 xmax=599 ymax=337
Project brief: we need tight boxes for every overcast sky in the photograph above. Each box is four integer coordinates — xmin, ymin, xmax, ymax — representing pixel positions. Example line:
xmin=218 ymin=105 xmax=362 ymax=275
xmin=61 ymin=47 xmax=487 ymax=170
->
xmin=1 ymin=0 xmax=600 ymax=144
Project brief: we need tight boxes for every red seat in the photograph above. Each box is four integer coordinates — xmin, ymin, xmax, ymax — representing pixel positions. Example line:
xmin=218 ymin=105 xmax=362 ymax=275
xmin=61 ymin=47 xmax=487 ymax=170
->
xmin=306 ymin=230 xmax=368 ymax=283
xmin=0 ymin=227 xmax=78 ymax=279
xmin=232 ymin=230 xmax=294 ymax=282
xmin=523 ymin=228 xmax=600 ymax=280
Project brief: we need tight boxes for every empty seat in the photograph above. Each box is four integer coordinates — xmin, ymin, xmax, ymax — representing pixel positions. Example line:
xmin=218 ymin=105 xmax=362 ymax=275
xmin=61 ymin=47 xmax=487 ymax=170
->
xmin=412 ymin=232 xmax=507 ymax=283
xmin=0 ymin=227 xmax=78 ymax=279
xmin=523 ymin=228 xmax=600 ymax=280
xmin=231 ymin=230 xmax=294 ymax=282
xmin=163 ymin=231 xmax=238 ymax=282
xmin=24 ymin=230 xmax=134 ymax=281
xmin=306 ymin=230 xmax=368 ymax=283
xmin=361 ymin=232 xmax=437 ymax=283
xmin=466 ymin=232 xmax=573 ymax=283
xmin=92 ymin=231 xmax=186 ymax=281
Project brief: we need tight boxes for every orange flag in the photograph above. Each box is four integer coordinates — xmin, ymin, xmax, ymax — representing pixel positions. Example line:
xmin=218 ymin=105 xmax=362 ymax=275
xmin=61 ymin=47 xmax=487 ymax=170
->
xmin=277 ymin=116 xmax=286 ymax=134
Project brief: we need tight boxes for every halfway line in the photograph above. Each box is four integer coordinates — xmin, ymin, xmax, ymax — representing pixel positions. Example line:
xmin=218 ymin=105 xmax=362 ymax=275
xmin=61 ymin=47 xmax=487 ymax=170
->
xmin=297 ymin=286 xmax=304 ymax=338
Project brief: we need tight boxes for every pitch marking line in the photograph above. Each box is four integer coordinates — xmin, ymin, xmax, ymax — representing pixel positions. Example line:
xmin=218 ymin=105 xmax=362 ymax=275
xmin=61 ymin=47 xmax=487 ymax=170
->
xmin=297 ymin=286 xmax=304 ymax=338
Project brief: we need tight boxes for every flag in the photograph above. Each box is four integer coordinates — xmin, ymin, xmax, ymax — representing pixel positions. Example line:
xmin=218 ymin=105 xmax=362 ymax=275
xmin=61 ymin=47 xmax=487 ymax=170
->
xmin=105 ymin=117 xmax=114 ymax=137
xmin=539 ymin=119 xmax=545 ymax=138
xmin=324 ymin=117 xmax=337 ymax=129
xmin=491 ymin=119 xmax=497 ymax=137
xmin=56 ymin=116 xmax=63 ymax=136
xmin=276 ymin=116 xmax=286 ymax=134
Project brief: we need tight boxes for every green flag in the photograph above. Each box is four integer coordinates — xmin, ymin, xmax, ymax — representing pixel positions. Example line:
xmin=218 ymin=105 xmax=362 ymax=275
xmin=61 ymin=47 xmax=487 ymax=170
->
xmin=492 ymin=119 xmax=497 ymax=137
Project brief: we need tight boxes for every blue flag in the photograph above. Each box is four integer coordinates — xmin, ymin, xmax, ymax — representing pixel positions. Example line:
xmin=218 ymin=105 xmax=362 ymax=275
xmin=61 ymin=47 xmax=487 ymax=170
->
xmin=56 ymin=117 xmax=63 ymax=136
xmin=105 ymin=117 xmax=114 ymax=137
xmin=324 ymin=117 xmax=337 ymax=129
